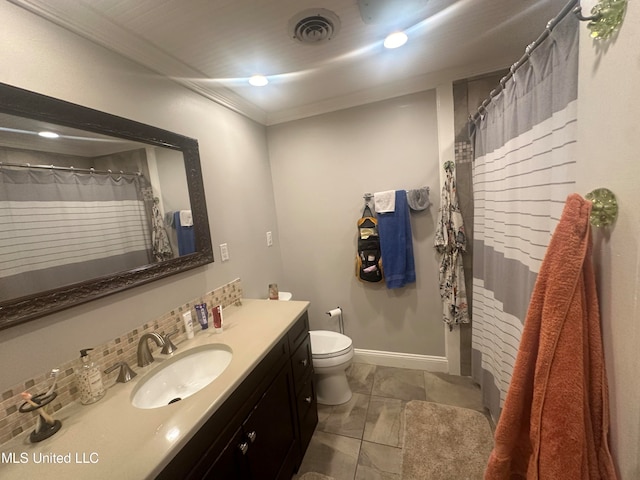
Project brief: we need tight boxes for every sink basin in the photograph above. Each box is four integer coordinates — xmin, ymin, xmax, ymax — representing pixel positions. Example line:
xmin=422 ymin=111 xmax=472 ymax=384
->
xmin=131 ymin=343 xmax=232 ymax=409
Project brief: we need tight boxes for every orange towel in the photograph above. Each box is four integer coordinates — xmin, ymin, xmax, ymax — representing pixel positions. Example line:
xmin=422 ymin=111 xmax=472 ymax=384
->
xmin=484 ymin=194 xmax=617 ymax=480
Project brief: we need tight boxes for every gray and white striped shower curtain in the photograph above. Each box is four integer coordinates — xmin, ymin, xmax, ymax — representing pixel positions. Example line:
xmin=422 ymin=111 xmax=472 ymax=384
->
xmin=470 ymin=12 xmax=579 ymax=421
xmin=0 ymin=168 xmax=153 ymax=301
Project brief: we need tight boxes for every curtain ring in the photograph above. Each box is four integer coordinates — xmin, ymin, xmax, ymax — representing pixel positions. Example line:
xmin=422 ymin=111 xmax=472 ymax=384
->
xmin=510 ymin=63 xmax=518 ymax=82
xmin=525 ymin=42 xmax=535 ymax=58
xmin=545 ymin=19 xmax=554 ymax=33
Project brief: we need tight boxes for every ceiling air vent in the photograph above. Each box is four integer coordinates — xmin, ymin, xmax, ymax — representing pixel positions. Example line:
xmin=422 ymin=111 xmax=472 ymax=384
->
xmin=288 ymin=9 xmax=341 ymax=45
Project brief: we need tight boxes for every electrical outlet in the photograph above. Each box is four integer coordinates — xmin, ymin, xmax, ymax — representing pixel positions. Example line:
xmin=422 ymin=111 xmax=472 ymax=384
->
xmin=266 ymin=231 xmax=273 ymax=247
xmin=219 ymin=243 xmax=229 ymax=261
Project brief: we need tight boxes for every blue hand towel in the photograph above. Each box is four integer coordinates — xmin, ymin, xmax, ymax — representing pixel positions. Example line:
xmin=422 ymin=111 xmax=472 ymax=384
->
xmin=174 ymin=210 xmax=196 ymax=256
xmin=377 ymin=190 xmax=416 ymax=289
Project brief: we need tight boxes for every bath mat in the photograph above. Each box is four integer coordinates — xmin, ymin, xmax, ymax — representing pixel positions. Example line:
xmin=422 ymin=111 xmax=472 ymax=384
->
xmin=402 ymin=400 xmax=494 ymax=480
xmin=296 ymin=473 xmax=335 ymax=480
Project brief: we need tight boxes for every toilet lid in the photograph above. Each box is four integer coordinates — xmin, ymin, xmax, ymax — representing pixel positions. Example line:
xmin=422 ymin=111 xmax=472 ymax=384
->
xmin=310 ymin=330 xmax=353 ymax=358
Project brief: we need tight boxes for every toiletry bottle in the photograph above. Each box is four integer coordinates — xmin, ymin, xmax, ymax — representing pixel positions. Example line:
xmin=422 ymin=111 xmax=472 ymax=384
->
xmin=212 ymin=304 xmax=224 ymax=333
xmin=77 ymin=348 xmax=106 ymax=405
xmin=183 ymin=311 xmax=195 ymax=339
xmin=195 ymin=304 xmax=209 ymax=330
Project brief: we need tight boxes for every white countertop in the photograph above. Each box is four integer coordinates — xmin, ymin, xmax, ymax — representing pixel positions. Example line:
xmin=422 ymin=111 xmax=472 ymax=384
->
xmin=0 ymin=299 xmax=309 ymax=479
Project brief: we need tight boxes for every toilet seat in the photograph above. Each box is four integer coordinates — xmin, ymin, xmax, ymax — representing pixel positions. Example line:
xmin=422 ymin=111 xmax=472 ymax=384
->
xmin=310 ymin=330 xmax=353 ymax=358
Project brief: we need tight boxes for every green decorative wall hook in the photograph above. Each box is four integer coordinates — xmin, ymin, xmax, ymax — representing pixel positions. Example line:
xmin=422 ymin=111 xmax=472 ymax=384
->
xmin=575 ymin=0 xmax=627 ymax=40
xmin=585 ymin=188 xmax=618 ymax=227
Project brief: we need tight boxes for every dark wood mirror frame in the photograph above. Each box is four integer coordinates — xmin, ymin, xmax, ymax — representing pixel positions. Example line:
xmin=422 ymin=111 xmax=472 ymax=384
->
xmin=0 ymin=82 xmax=214 ymax=330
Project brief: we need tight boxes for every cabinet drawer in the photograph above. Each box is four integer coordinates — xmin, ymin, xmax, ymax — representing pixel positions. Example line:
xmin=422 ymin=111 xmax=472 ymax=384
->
xmin=288 ymin=311 xmax=309 ymax=351
xmin=291 ymin=335 xmax=312 ymax=392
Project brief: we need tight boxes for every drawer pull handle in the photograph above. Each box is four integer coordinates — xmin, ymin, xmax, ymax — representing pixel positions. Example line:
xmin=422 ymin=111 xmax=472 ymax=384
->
xmin=304 ymin=396 xmax=313 ymax=404
xmin=300 ymin=359 xmax=308 ymax=367
xmin=238 ymin=441 xmax=249 ymax=455
xmin=247 ymin=430 xmax=257 ymax=443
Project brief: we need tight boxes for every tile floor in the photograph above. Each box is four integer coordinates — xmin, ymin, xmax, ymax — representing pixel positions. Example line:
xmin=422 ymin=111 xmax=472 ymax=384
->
xmin=293 ymin=363 xmax=489 ymax=480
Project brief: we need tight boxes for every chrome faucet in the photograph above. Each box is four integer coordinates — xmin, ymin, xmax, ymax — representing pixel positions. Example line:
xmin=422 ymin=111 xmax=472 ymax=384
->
xmin=104 ymin=361 xmax=137 ymax=383
xmin=137 ymin=332 xmax=166 ymax=367
xmin=161 ymin=330 xmax=179 ymax=355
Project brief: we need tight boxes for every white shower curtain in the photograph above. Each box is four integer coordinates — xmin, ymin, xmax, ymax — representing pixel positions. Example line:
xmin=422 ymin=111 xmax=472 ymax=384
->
xmin=470 ymin=11 xmax=579 ymax=421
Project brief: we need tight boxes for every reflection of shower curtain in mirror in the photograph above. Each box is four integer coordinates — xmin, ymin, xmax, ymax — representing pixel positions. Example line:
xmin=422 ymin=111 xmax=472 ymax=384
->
xmin=0 ymin=168 xmax=153 ymax=301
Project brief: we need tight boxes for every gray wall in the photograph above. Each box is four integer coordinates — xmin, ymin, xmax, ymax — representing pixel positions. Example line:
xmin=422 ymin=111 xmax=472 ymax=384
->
xmin=575 ymin=0 xmax=640 ymax=476
xmin=267 ymin=91 xmax=444 ymax=356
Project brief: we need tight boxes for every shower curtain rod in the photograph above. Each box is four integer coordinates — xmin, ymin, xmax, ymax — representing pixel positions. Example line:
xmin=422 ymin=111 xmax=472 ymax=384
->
xmin=0 ymin=161 xmax=141 ymax=177
xmin=470 ymin=0 xmax=587 ymax=124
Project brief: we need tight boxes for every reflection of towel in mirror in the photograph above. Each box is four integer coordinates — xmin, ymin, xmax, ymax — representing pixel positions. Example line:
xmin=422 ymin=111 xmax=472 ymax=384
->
xmin=377 ymin=190 xmax=415 ymax=289
xmin=164 ymin=211 xmax=175 ymax=227
xmin=173 ymin=211 xmax=196 ymax=256
xmin=179 ymin=210 xmax=193 ymax=227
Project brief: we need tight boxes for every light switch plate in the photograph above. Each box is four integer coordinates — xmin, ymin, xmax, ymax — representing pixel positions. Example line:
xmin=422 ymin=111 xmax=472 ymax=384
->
xmin=266 ymin=231 xmax=273 ymax=247
xmin=219 ymin=243 xmax=229 ymax=261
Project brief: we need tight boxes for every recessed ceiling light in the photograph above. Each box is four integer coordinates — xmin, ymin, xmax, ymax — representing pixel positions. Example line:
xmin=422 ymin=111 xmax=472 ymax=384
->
xmin=248 ymin=75 xmax=269 ymax=87
xmin=384 ymin=31 xmax=408 ymax=49
xmin=38 ymin=131 xmax=59 ymax=138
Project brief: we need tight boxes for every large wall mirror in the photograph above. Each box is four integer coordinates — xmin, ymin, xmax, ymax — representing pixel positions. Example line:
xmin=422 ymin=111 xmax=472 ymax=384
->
xmin=0 ymin=82 xmax=213 ymax=330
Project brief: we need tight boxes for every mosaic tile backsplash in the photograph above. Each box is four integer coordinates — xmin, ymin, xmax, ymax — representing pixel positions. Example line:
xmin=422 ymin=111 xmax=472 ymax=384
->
xmin=455 ymin=141 xmax=474 ymax=164
xmin=0 ymin=278 xmax=243 ymax=445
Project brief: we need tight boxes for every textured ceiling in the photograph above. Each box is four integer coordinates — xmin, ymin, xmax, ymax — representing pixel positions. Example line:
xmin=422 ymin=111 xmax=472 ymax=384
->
xmin=10 ymin=0 xmax=569 ymax=124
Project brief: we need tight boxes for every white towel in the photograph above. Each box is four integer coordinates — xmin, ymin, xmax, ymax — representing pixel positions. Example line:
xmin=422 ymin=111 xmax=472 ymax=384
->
xmin=374 ymin=190 xmax=396 ymax=213
xmin=179 ymin=210 xmax=193 ymax=227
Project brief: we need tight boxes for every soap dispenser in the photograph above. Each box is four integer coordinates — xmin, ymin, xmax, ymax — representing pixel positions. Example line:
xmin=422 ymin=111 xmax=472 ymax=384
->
xmin=77 ymin=348 xmax=106 ymax=405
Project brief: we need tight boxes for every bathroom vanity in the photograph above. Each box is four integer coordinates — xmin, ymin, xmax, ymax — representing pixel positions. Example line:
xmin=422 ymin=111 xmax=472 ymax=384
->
xmin=159 ymin=310 xmax=317 ymax=479
xmin=0 ymin=300 xmax=316 ymax=480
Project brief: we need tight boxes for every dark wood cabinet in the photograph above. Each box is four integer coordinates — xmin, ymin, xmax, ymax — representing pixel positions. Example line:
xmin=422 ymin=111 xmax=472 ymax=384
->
xmin=159 ymin=311 xmax=317 ymax=480
xmin=203 ymin=427 xmax=248 ymax=479
xmin=289 ymin=331 xmax=317 ymax=455
xmin=242 ymin=366 xmax=297 ymax=479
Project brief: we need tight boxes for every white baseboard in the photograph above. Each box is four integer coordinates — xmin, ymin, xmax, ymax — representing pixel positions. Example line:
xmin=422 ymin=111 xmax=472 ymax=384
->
xmin=353 ymin=348 xmax=449 ymax=373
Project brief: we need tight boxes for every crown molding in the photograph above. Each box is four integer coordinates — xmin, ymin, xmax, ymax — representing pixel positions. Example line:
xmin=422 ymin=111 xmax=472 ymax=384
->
xmin=265 ymin=57 xmax=515 ymax=126
xmin=8 ymin=0 xmax=268 ymax=124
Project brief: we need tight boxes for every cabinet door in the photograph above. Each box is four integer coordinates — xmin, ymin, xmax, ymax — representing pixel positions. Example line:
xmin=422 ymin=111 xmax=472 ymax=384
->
xmin=203 ymin=427 xmax=250 ymax=480
xmin=243 ymin=367 xmax=297 ymax=480
xmin=291 ymin=335 xmax=313 ymax=394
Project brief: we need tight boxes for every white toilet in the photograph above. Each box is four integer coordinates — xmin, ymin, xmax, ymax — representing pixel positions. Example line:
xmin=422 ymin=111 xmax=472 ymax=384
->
xmin=309 ymin=330 xmax=354 ymax=405
xmin=276 ymin=292 xmax=354 ymax=405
